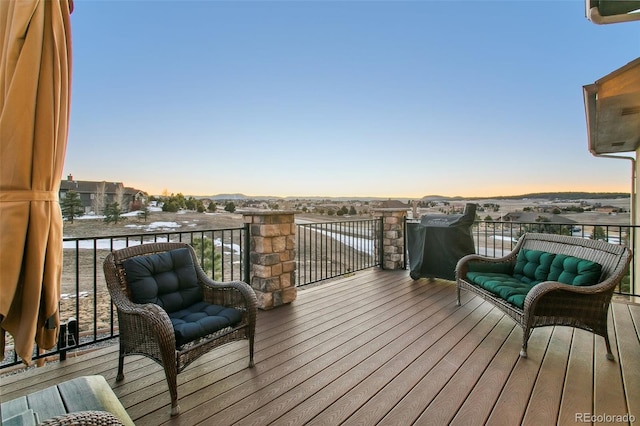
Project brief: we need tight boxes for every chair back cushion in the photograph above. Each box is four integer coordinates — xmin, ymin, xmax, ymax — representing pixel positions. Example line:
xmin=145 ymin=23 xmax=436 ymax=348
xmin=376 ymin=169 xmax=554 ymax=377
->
xmin=122 ymin=247 xmax=202 ymax=313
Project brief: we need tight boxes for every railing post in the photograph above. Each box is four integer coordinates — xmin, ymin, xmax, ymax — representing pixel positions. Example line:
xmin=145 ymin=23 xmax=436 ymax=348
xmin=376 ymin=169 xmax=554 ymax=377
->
xmin=243 ymin=222 xmax=250 ymax=284
xmin=403 ymin=217 xmax=408 ymax=270
xmin=58 ymin=323 xmax=67 ymax=361
xmin=242 ymin=211 xmax=297 ymax=310
xmin=372 ymin=208 xmax=407 ymax=270
xmin=378 ymin=216 xmax=385 ymax=269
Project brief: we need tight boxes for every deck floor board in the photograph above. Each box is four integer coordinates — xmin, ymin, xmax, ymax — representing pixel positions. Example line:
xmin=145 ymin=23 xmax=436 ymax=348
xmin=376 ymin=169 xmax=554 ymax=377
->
xmin=2 ymin=269 xmax=638 ymax=426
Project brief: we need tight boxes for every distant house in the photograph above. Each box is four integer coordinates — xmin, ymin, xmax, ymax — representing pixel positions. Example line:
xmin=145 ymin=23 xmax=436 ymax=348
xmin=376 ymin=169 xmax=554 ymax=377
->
xmin=534 ymin=204 xmax=557 ymax=213
xmin=501 ymin=212 xmax=525 ymax=222
xmin=594 ymin=206 xmax=621 ymax=214
xmin=199 ymin=198 xmax=214 ymax=209
xmin=317 ymin=203 xmax=341 ymax=211
xmin=59 ymin=174 xmax=147 ymax=214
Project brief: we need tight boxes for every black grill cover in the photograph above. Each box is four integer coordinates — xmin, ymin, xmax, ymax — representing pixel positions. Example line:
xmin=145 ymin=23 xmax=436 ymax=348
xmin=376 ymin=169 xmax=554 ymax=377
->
xmin=407 ymin=203 xmax=476 ymax=280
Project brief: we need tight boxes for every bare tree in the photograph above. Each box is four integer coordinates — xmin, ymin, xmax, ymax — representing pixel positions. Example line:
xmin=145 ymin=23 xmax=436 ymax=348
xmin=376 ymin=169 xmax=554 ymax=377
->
xmin=115 ymin=185 xmax=125 ymax=211
xmin=92 ymin=181 xmax=106 ymax=215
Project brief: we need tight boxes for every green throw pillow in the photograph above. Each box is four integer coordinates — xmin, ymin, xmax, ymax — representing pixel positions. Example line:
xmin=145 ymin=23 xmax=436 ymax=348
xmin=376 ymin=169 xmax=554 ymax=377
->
xmin=547 ymin=254 xmax=602 ymax=286
xmin=513 ymin=249 xmax=555 ymax=282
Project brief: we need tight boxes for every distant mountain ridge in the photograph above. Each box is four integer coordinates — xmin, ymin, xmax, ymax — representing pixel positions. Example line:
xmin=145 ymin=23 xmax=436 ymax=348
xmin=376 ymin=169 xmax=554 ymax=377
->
xmin=201 ymin=192 xmax=629 ymax=202
xmin=204 ymin=194 xmax=395 ymax=201
xmin=421 ymin=192 xmax=630 ymax=202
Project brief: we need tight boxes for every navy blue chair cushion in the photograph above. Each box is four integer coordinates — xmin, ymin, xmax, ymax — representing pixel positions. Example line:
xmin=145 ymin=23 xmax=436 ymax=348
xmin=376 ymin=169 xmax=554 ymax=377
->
xmin=170 ymin=302 xmax=243 ymax=347
xmin=122 ymin=247 xmax=243 ymax=346
xmin=123 ymin=248 xmax=202 ymax=312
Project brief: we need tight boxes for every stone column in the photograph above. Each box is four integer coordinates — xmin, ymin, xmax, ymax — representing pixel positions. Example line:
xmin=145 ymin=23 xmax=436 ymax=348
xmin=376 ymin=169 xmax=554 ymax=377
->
xmin=372 ymin=208 xmax=407 ymax=270
xmin=242 ymin=211 xmax=297 ymax=310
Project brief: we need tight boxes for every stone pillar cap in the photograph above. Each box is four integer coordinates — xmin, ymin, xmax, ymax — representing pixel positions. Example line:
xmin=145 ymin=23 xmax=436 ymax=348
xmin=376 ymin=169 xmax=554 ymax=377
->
xmin=371 ymin=208 xmax=409 ymax=212
xmin=240 ymin=210 xmax=297 ymax=216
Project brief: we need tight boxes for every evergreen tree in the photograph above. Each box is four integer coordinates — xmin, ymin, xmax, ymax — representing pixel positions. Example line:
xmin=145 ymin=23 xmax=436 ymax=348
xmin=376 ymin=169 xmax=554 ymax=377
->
xmin=224 ymin=201 xmax=236 ymax=213
xmin=191 ymin=238 xmax=222 ymax=278
xmin=104 ymin=202 xmax=124 ymax=224
xmin=163 ymin=200 xmax=180 ymax=212
xmin=61 ymin=190 xmax=83 ymax=223
xmin=185 ymin=197 xmax=197 ymax=210
xmin=161 ymin=193 xmax=188 ymax=211
xmin=591 ymin=225 xmax=607 ymax=241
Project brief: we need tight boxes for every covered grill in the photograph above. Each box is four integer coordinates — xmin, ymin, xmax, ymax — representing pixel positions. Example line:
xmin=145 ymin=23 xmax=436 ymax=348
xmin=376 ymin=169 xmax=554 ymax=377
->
xmin=407 ymin=203 xmax=476 ymax=280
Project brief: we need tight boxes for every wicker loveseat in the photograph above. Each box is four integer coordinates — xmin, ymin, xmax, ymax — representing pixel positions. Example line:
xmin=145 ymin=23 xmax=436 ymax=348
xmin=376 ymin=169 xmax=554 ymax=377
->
xmin=455 ymin=233 xmax=632 ymax=360
xmin=103 ymin=242 xmax=257 ymax=416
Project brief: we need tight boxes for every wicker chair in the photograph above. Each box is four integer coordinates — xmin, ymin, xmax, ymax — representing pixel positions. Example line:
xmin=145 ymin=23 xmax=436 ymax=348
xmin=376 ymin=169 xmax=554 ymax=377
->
xmin=103 ymin=242 xmax=257 ymax=416
xmin=456 ymin=233 xmax=632 ymax=360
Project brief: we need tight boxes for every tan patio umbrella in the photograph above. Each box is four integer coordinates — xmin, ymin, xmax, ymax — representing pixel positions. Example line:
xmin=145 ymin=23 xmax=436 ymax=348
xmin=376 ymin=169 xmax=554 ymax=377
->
xmin=0 ymin=0 xmax=73 ymax=364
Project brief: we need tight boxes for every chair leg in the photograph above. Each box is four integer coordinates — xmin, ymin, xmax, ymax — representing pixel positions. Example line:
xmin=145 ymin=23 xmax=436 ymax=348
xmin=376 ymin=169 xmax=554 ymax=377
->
xmin=116 ymin=352 xmax=125 ymax=381
xmin=163 ymin=362 xmax=180 ymax=416
xmin=520 ymin=327 xmax=529 ymax=358
xmin=249 ymin=335 xmax=255 ymax=368
xmin=603 ymin=334 xmax=615 ymax=361
xmin=170 ymin=403 xmax=180 ymax=417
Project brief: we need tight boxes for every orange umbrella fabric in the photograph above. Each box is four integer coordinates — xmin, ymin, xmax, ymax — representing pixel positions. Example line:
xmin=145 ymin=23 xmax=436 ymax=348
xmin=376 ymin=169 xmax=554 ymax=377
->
xmin=0 ymin=0 xmax=72 ymax=364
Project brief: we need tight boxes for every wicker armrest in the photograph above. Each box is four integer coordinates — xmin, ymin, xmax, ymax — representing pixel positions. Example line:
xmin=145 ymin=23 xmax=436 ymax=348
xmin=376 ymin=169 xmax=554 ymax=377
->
xmin=455 ymin=252 xmax=517 ymax=280
xmin=118 ymin=300 xmax=174 ymax=333
xmin=39 ymin=410 xmax=124 ymax=426
xmin=456 ymin=234 xmax=528 ymax=278
xmin=524 ymin=275 xmax=621 ymax=314
xmin=191 ymin=252 xmax=257 ymax=310
xmin=200 ymin=279 xmax=257 ymax=308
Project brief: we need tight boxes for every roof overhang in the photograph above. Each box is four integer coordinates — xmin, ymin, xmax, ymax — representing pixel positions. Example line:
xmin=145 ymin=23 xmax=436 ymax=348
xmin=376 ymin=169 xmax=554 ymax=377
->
xmin=586 ymin=0 xmax=640 ymax=24
xmin=584 ymin=57 xmax=640 ymax=155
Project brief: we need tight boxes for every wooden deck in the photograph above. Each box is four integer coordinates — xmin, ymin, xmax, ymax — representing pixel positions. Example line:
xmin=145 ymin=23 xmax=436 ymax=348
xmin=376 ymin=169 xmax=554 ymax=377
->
xmin=2 ymin=269 xmax=639 ymax=425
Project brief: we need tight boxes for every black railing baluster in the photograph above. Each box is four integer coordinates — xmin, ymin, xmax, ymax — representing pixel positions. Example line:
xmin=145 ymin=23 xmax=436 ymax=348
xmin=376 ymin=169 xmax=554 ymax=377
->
xmin=3 ymin=218 xmax=636 ymax=370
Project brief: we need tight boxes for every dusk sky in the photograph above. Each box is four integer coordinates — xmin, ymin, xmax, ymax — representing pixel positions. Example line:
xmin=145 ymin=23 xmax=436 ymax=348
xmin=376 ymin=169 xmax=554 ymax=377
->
xmin=65 ymin=1 xmax=639 ymax=198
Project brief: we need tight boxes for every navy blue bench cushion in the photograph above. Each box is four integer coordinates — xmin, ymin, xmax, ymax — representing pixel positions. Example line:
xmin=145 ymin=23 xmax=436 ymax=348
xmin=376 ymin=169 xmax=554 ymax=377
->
xmin=170 ymin=301 xmax=243 ymax=347
xmin=122 ymin=247 xmax=243 ymax=346
xmin=548 ymin=254 xmax=602 ymax=286
xmin=466 ymin=272 xmax=536 ymax=308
